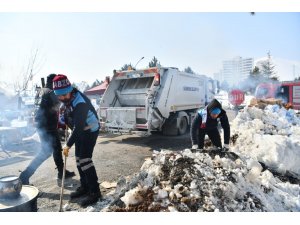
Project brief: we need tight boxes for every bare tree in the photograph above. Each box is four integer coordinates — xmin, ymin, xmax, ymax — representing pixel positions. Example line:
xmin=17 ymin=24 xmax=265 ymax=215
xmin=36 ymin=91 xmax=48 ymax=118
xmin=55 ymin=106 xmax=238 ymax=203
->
xmin=13 ymin=47 xmax=44 ymax=109
xmin=14 ymin=47 xmax=44 ymax=95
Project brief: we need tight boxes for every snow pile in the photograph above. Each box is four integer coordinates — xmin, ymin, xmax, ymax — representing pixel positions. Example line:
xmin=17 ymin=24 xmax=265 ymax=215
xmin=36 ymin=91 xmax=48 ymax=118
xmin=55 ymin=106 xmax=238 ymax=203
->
xmin=101 ymin=149 xmax=300 ymax=212
xmin=231 ymin=105 xmax=300 ymax=175
xmin=94 ymin=103 xmax=300 ymax=212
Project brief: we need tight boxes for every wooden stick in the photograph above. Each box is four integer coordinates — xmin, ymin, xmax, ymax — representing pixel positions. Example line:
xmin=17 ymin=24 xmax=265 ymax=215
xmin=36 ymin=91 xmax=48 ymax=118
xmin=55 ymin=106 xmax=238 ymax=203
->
xmin=59 ymin=155 xmax=67 ymax=212
xmin=59 ymin=125 xmax=69 ymax=212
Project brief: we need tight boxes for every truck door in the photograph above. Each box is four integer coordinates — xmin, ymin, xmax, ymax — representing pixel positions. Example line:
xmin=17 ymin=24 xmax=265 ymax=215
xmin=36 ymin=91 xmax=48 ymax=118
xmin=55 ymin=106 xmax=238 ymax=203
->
xmin=292 ymin=84 xmax=300 ymax=109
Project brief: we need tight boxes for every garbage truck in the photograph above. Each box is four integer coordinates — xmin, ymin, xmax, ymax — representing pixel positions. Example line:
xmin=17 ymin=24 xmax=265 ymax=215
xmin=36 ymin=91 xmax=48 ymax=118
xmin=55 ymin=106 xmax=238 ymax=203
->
xmin=99 ymin=67 xmax=216 ymax=135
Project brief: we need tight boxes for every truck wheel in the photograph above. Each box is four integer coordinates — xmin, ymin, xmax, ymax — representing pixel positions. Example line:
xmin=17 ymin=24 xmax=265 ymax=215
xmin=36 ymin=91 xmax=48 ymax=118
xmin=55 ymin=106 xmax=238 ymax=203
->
xmin=178 ymin=116 xmax=188 ymax=135
xmin=162 ymin=114 xmax=178 ymax=136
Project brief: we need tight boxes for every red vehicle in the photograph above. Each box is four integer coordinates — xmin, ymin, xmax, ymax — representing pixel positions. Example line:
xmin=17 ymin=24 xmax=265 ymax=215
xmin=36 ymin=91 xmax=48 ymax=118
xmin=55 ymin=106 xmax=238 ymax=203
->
xmin=255 ymin=81 xmax=300 ymax=110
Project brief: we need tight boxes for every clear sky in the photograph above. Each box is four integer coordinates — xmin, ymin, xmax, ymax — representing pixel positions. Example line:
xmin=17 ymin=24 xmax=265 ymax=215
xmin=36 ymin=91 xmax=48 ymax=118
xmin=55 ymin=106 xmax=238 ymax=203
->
xmin=0 ymin=4 xmax=300 ymax=87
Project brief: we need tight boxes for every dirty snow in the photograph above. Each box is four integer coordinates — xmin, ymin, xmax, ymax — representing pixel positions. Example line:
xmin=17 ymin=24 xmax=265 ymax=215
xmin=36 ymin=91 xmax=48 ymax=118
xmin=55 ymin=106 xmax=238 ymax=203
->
xmin=100 ymin=148 xmax=299 ymax=212
xmin=90 ymin=104 xmax=300 ymax=213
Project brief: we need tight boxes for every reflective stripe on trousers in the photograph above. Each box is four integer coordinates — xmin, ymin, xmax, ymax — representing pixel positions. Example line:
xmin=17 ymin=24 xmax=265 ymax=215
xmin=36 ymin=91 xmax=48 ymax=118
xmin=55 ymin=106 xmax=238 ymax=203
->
xmin=74 ymin=130 xmax=100 ymax=193
xmin=76 ymin=157 xmax=95 ymax=171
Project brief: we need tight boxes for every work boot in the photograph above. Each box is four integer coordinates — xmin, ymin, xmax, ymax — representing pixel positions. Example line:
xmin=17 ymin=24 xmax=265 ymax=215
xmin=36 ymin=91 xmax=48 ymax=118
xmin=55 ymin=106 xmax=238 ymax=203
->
xmin=79 ymin=192 xmax=102 ymax=207
xmin=70 ymin=186 xmax=88 ymax=199
xmin=57 ymin=170 xmax=75 ymax=179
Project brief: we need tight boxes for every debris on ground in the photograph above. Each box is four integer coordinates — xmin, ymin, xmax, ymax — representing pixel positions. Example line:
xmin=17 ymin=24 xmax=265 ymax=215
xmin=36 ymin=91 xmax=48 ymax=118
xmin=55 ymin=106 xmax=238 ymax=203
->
xmin=96 ymin=148 xmax=299 ymax=212
xmin=101 ymin=181 xmax=117 ymax=189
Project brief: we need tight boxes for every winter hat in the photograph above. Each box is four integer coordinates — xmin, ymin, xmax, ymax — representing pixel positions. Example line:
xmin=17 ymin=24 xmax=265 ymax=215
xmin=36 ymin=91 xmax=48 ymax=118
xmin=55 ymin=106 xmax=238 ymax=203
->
xmin=53 ymin=74 xmax=73 ymax=95
xmin=207 ymin=99 xmax=222 ymax=113
xmin=46 ymin=74 xmax=56 ymax=89
xmin=210 ymin=107 xmax=221 ymax=115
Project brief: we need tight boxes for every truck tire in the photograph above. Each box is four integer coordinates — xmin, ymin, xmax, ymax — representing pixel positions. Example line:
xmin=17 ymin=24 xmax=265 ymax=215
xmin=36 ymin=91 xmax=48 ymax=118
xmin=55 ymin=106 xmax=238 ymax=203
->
xmin=162 ymin=112 xmax=188 ymax=136
xmin=162 ymin=114 xmax=178 ymax=136
xmin=178 ymin=116 xmax=188 ymax=135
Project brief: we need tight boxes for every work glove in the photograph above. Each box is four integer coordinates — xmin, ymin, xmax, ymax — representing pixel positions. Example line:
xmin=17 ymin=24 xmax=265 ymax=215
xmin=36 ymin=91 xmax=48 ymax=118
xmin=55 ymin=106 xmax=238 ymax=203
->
xmin=62 ymin=145 xmax=70 ymax=157
xmin=192 ymin=145 xmax=199 ymax=150
xmin=223 ymin=144 xmax=229 ymax=152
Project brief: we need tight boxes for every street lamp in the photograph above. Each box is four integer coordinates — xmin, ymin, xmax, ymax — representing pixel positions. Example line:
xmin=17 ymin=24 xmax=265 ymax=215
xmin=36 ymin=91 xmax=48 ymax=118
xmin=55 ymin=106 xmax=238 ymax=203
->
xmin=134 ymin=57 xmax=144 ymax=70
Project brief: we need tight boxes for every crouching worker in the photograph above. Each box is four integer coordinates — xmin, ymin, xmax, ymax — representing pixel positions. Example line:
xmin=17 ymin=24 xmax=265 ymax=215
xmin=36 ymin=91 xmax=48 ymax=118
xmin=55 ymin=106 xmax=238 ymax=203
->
xmin=190 ymin=99 xmax=230 ymax=151
xmin=53 ymin=74 xmax=101 ymax=207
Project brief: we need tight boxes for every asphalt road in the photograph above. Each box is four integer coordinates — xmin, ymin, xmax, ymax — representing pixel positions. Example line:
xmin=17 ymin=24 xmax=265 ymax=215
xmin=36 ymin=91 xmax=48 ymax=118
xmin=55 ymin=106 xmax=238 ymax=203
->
xmin=0 ymin=132 xmax=192 ymax=211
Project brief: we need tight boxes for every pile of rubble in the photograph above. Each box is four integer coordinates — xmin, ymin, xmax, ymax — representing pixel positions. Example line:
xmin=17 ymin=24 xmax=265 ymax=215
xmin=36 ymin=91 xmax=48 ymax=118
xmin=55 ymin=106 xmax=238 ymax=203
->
xmin=249 ymin=97 xmax=294 ymax=110
xmin=86 ymin=103 xmax=300 ymax=212
xmin=98 ymin=148 xmax=299 ymax=212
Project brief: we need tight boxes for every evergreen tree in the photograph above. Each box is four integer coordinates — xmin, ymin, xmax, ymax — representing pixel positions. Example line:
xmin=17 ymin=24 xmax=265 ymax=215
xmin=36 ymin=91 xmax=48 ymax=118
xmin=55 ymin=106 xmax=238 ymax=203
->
xmin=91 ymin=79 xmax=100 ymax=88
xmin=246 ymin=66 xmax=263 ymax=94
xmin=261 ymin=51 xmax=278 ymax=80
xmin=148 ymin=56 xmax=161 ymax=67
xmin=121 ymin=63 xmax=134 ymax=71
xmin=184 ymin=66 xmax=195 ymax=74
xmin=250 ymin=66 xmax=260 ymax=79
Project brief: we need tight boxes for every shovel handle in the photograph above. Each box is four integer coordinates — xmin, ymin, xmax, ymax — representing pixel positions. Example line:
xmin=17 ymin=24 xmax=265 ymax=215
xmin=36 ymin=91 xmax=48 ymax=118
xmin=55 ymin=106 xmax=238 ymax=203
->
xmin=59 ymin=155 xmax=67 ymax=212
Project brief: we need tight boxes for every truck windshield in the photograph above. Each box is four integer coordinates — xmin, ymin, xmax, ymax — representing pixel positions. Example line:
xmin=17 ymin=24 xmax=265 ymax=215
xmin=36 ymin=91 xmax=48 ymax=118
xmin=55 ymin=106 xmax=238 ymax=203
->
xmin=255 ymin=87 xmax=268 ymax=98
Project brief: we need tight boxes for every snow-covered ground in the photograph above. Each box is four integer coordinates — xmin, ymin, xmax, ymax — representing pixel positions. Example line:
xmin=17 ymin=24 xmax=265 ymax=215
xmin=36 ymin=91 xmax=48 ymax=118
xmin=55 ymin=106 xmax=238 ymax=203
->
xmin=231 ymin=105 xmax=300 ymax=175
xmin=89 ymin=104 xmax=300 ymax=213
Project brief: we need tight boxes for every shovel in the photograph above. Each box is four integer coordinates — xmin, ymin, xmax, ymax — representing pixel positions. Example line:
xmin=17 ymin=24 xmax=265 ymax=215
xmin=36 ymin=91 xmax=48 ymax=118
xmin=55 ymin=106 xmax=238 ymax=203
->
xmin=59 ymin=155 xmax=67 ymax=212
xmin=59 ymin=126 xmax=69 ymax=212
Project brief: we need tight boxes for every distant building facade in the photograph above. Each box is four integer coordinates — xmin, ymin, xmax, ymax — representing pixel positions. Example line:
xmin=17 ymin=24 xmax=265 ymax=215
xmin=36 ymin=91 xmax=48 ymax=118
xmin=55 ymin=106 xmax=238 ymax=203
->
xmin=213 ymin=71 xmax=223 ymax=83
xmin=214 ymin=56 xmax=254 ymax=86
